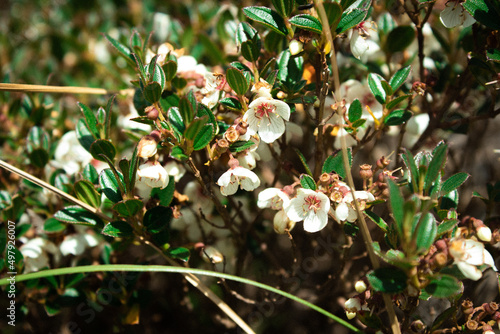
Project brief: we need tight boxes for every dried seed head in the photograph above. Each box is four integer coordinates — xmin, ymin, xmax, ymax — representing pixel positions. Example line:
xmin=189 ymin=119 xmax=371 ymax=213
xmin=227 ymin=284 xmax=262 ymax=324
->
xmin=359 ymin=164 xmax=373 ymax=180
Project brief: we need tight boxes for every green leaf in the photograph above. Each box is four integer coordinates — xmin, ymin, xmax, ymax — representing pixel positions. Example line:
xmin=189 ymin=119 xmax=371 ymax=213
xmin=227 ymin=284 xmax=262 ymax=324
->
xmin=440 ymin=189 xmax=459 ymax=210
xmin=289 ymin=14 xmax=322 ymax=34
xmin=401 ymin=149 xmax=419 ymax=192
xmin=44 ymin=218 xmax=66 ymax=233
xmin=437 ymin=219 xmax=458 ymax=237
xmin=366 ymin=267 xmax=407 ymax=293
xmin=423 ymin=142 xmax=447 ymax=193
xmin=77 ymin=102 xmax=99 ymax=139
xmin=229 ymin=140 xmax=255 ymax=153
xmin=336 ymin=9 xmax=367 ymax=34
xmin=365 ymin=210 xmax=388 ymax=232
xmin=412 ymin=213 xmax=437 ymax=254
xmin=440 ymin=172 xmax=469 ymax=195
xmin=74 ymin=180 xmax=101 ymax=208
xmin=143 ymin=82 xmax=163 ymax=104
xmin=193 ymin=124 xmax=214 ymax=151
xmin=90 ymin=139 xmax=116 ymax=162
xmin=243 ymin=6 xmax=289 ymax=36
xmin=99 ymin=169 xmax=123 ymax=203
xmin=185 ymin=116 xmax=208 ymax=142
xmin=54 ymin=206 xmax=104 ymax=227
xmin=348 ymin=99 xmax=362 ymax=122
xmin=384 ymin=109 xmax=412 ymax=126
xmin=272 ymin=0 xmax=294 ymax=17
xmin=220 ymin=97 xmax=243 ymax=111
xmin=226 ymin=67 xmax=250 ymax=96
xmin=179 ymin=92 xmax=196 ymax=125
xmin=386 ymin=94 xmax=412 ymax=110
xmin=102 ymin=221 xmax=134 ymax=238
xmin=300 ymin=174 xmax=317 ymax=190
xmin=144 ymin=206 xmax=172 ymax=234
xmin=294 ymin=148 xmax=313 ymax=177
xmin=323 ymin=2 xmax=343 ymax=26
xmin=486 ymin=48 xmax=500 ymax=62
xmin=368 ymin=73 xmax=387 ymax=104
xmin=103 ymin=33 xmax=135 ymax=66
xmin=463 ymin=0 xmax=500 ymax=30
xmin=170 ymin=146 xmax=189 ymax=161
xmin=168 ymin=107 xmax=186 ymax=140
xmin=236 ymin=22 xmax=258 ymax=46
xmin=168 ymin=247 xmax=190 ymax=262
xmin=163 ymin=60 xmax=178 ymax=81
xmin=28 ymin=149 xmax=49 ymax=168
xmin=387 ymin=178 xmax=404 ymax=236
xmin=384 ymin=26 xmax=415 ymax=53
xmin=26 ymin=126 xmax=50 ymax=152
xmin=389 ymin=65 xmax=412 ymax=92
xmin=75 ymin=119 xmax=94 ymax=152
xmin=321 ymin=148 xmax=352 ymax=179
xmin=351 ymin=118 xmax=366 ymax=128
xmin=424 ymin=275 xmax=461 ymax=298
xmin=113 ymin=199 xmax=143 ymax=217
xmin=429 ymin=307 xmax=458 ymax=331
xmin=151 ymin=176 xmax=175 ymax=207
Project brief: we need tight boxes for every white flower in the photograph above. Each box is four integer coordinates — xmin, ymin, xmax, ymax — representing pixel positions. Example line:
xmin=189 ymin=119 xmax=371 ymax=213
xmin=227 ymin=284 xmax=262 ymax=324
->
xmin=403 ymin=113 xmax=430 ymax=147
xmin=257 ymin=188 xmax=289 ymax=210
xmin=237 ymin=150 xmax=260 ymax=170
xmin=51 ymin=131 xmax=94 ymax=175
xmin=136 ymin=161 xmax=169 ymax=198
xmin=243 ymin=97 xmax=291 ymax=143
xmin=285 ymin=189 xmax=331 ymax=233
xmin=20 ymin=237 xmax=59 ymax=273
xmin=440 ymin=1 xmax=476 ymax=28
xmin=201 ymin=73 xmax=224 ymax=108
xmin=335 ymin=190 xmax=375 ymax=223
xmin=201 ymin=245 xmax=224 ymax=264
xmin=344 ymin=297 xmax=362 ymax=312
xmin=184 ymin=180 xmax=214 ymax=215
xmin=164 ymin=161 xmax=186 ymax=182
xmin=217 ymin=166 xmax=260 ymax=196
xmin=449 ymin=238 xmax=497 ymax=281
xmin=60 ymin=233 xmax=99 ymax=256
xmin=349 ymin=21 xmax=381 ymax=61
xmin=251 ymin=79 xmax=273 ymax=99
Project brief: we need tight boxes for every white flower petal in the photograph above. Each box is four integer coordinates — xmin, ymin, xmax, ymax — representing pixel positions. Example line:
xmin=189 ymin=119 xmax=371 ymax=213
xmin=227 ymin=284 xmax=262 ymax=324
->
xmin=273 ymin=100 xmax=291 ymax=121
xmin=221 ymin=181 xmax=238 ymax=196
xmin=303 ymin=210 xmax=328 ymax=233
xmin=336 ymin=202 xmax=349 ymax=221
xmin=456 ymin=261 xmax=482 ymax=281
xmin=351 ymin=30 xmax=369 ymax=60
xmin=285 ymin=197 xmax=307 ymax=222
xmin=440 ymin=3 xmax=465 ymax=28
xmin=258 ymin=114 xmax=286 ymax=143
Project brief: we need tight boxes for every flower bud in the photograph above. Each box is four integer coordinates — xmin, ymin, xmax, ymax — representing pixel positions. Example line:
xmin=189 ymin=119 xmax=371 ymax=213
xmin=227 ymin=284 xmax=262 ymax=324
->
xmin=137 ymin=135 xmax=158 ymax=158
xmin=201 ymin=246 xmax=224 ymax=264
xmin=274 ymin=211 xmax=296 ymax=234
xmin=145 ymin=105 xmax=160 ymax=120
xmin=344 ymin=297 xmax=362 ymax=312
xmin=345 ymin=311 xmax=357 ymax=320
xmin=477 ymin=225 xmax=492 ymax=242
xmin=410 ymin=320 xmax=425 ymax=333
xmin=354 ymin=280 xmax=367 ymax=293
xmin=359 ymin=164 xmax=373 ymax=180
xmin=376 ymin=156 xmax=390 ymax=169
xmin=289 ymin=40 xmax=304 ymax=56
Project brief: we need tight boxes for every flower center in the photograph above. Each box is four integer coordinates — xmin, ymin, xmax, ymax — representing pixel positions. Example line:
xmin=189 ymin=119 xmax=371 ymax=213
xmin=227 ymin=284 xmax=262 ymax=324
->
xmin=304 ymin=195 xmax=321 ymax=213
xmin=270 ymin=196 xmax=283 ymax=210
xmin=255 ymin=103 xmax=275 ymax=119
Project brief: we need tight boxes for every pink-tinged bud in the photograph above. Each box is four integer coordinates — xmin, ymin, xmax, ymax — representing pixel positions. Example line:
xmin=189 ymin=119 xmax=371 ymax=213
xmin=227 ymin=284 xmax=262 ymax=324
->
xmin=137 ymin=135 xmax=158 ymax=158
xmin=145 ymin=105 xmax=160 ymax=120
xmin=228 ymin=158 xmax=240 ymax=169
xmin=149 ymin=130 xmax=161 ymax=142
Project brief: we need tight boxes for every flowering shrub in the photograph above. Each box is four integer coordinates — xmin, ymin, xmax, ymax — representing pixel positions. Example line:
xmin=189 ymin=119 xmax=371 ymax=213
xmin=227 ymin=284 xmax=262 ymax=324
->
xmin=1 ymin=0 xmax=500 ymax=333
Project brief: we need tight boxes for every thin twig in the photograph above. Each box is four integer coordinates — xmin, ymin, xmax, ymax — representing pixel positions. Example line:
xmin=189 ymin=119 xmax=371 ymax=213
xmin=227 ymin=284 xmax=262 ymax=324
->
xmin=0 ymin=83 xmax=134 ymax=96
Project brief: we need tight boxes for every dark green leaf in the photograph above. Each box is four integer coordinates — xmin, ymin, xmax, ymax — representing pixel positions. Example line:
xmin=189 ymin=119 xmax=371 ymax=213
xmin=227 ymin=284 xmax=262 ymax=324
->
xmin=77 ymin=102 xmax=99 ymax=139
xmin=272 ymin=0 xmax=294 ymax=17
xmin=226 ymin=67 xmax=250 ymax=96
xmin=243 ymin=6 xmax=289 ymax=36
xmin=179 ymin=91 xmax=196 ymax=125
xmin=463 ymin=0 xmax=500 ymax=30
xmin=401 ymin=149 xmax=419 ymax=192
xmin=102 ymin=221 xmax=134 ymax=238
xmin=387 ymin=178 xmax=404 ymax=235
xmin=151 ymin=176 xmax=175 ymax=207
xmin=113 ymin=199 xmax=143 ymax=217
xmin=193 ymin=124 xmax=214 ymax=151
xmin=170 ymin=146 xmax=189 ymax=161
xmin=74 ymin=180 xmax=101 ymax=208
xmin=367 ymin=267 xmax=407 ymax=293
xmin=384 ymin=109 xmax=412 ymax=126
xmin=440 ymin=189 xmax=459 ymax=210
xmin=323 ymin=2 xmax=343 ymax=26
xmin=300 ymin=174 xmax=317 ymax=190
xmin=365 ymin=210 xmax=388 ymax=232
xmin=437 ymin=219 xmax=458 ymax=237
xmin=289 ymin=14 xmax=322 ymax=34
xmin=486 ymin=48 xmax=500 ymax=62
xmin=424 ymin=142 xmax=447 ymax=193
xmin=321 ymin=148 xmax=352 ymax=179
xmin=294 ymin=148 xmax=313 ymax=177
xmin=384 ymin=26 xmax=415 ymax=53
xmin=143 ymin=82 xmax=163 ymax=104
xmin=168 ymin=247 xmax=190 ymax=262
xmin=336 ymin=9 xmax=367 ymax=34
xmin=144 ymin=206 xmax=172 ymax=234
xmin=351 ymin=118 xmax=366 ymax=128
xmin=90 ymin=139 xmax=116 ymax=162
xmin=229 ymin=140 xmax=255 ymax=153
xmin=424 ymin=275 xmax=461 ymax=298
xmin=54 ymin=206 xmax=104 ymax=227
xmin=220 ymin=97 xmax=243 ymax=111
xmin=103 ymin=33 xmax=135 ymax=65
xmin=389 ymin=65 xmax=412 ymax=92
xmin=430 ymin=307 xmax=457 ymax=331
xmin=440 ymin=172 xmax=469 ymax=195
xmin=236 ymin=22 xmax=258 ymax=46
xmin=26 ymin=126 xmax=50 ymax=152
xmin=99 ymin=169 xmax=123 ymax=203
xmin=348 ymin=99 xmax=362 ymax=122
xmin=163 ymin=60 xmax=178 ymax=81
xmin=386 ymin=94 xmax=412 ymax=110
xmin=368 ymin=73 xmax=387 ymax=104
xmin=185 ymin=116 xmax=208 ymax=141
xmin=28 ymin=149 xmax=49 ymax=168
xmin=412 ymin=213 xmax=437 ymax=254
xmin=44 ymin=218 xmax=66 ymax=233
xmin=75 ymin=119 xmax=94 ymax=152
